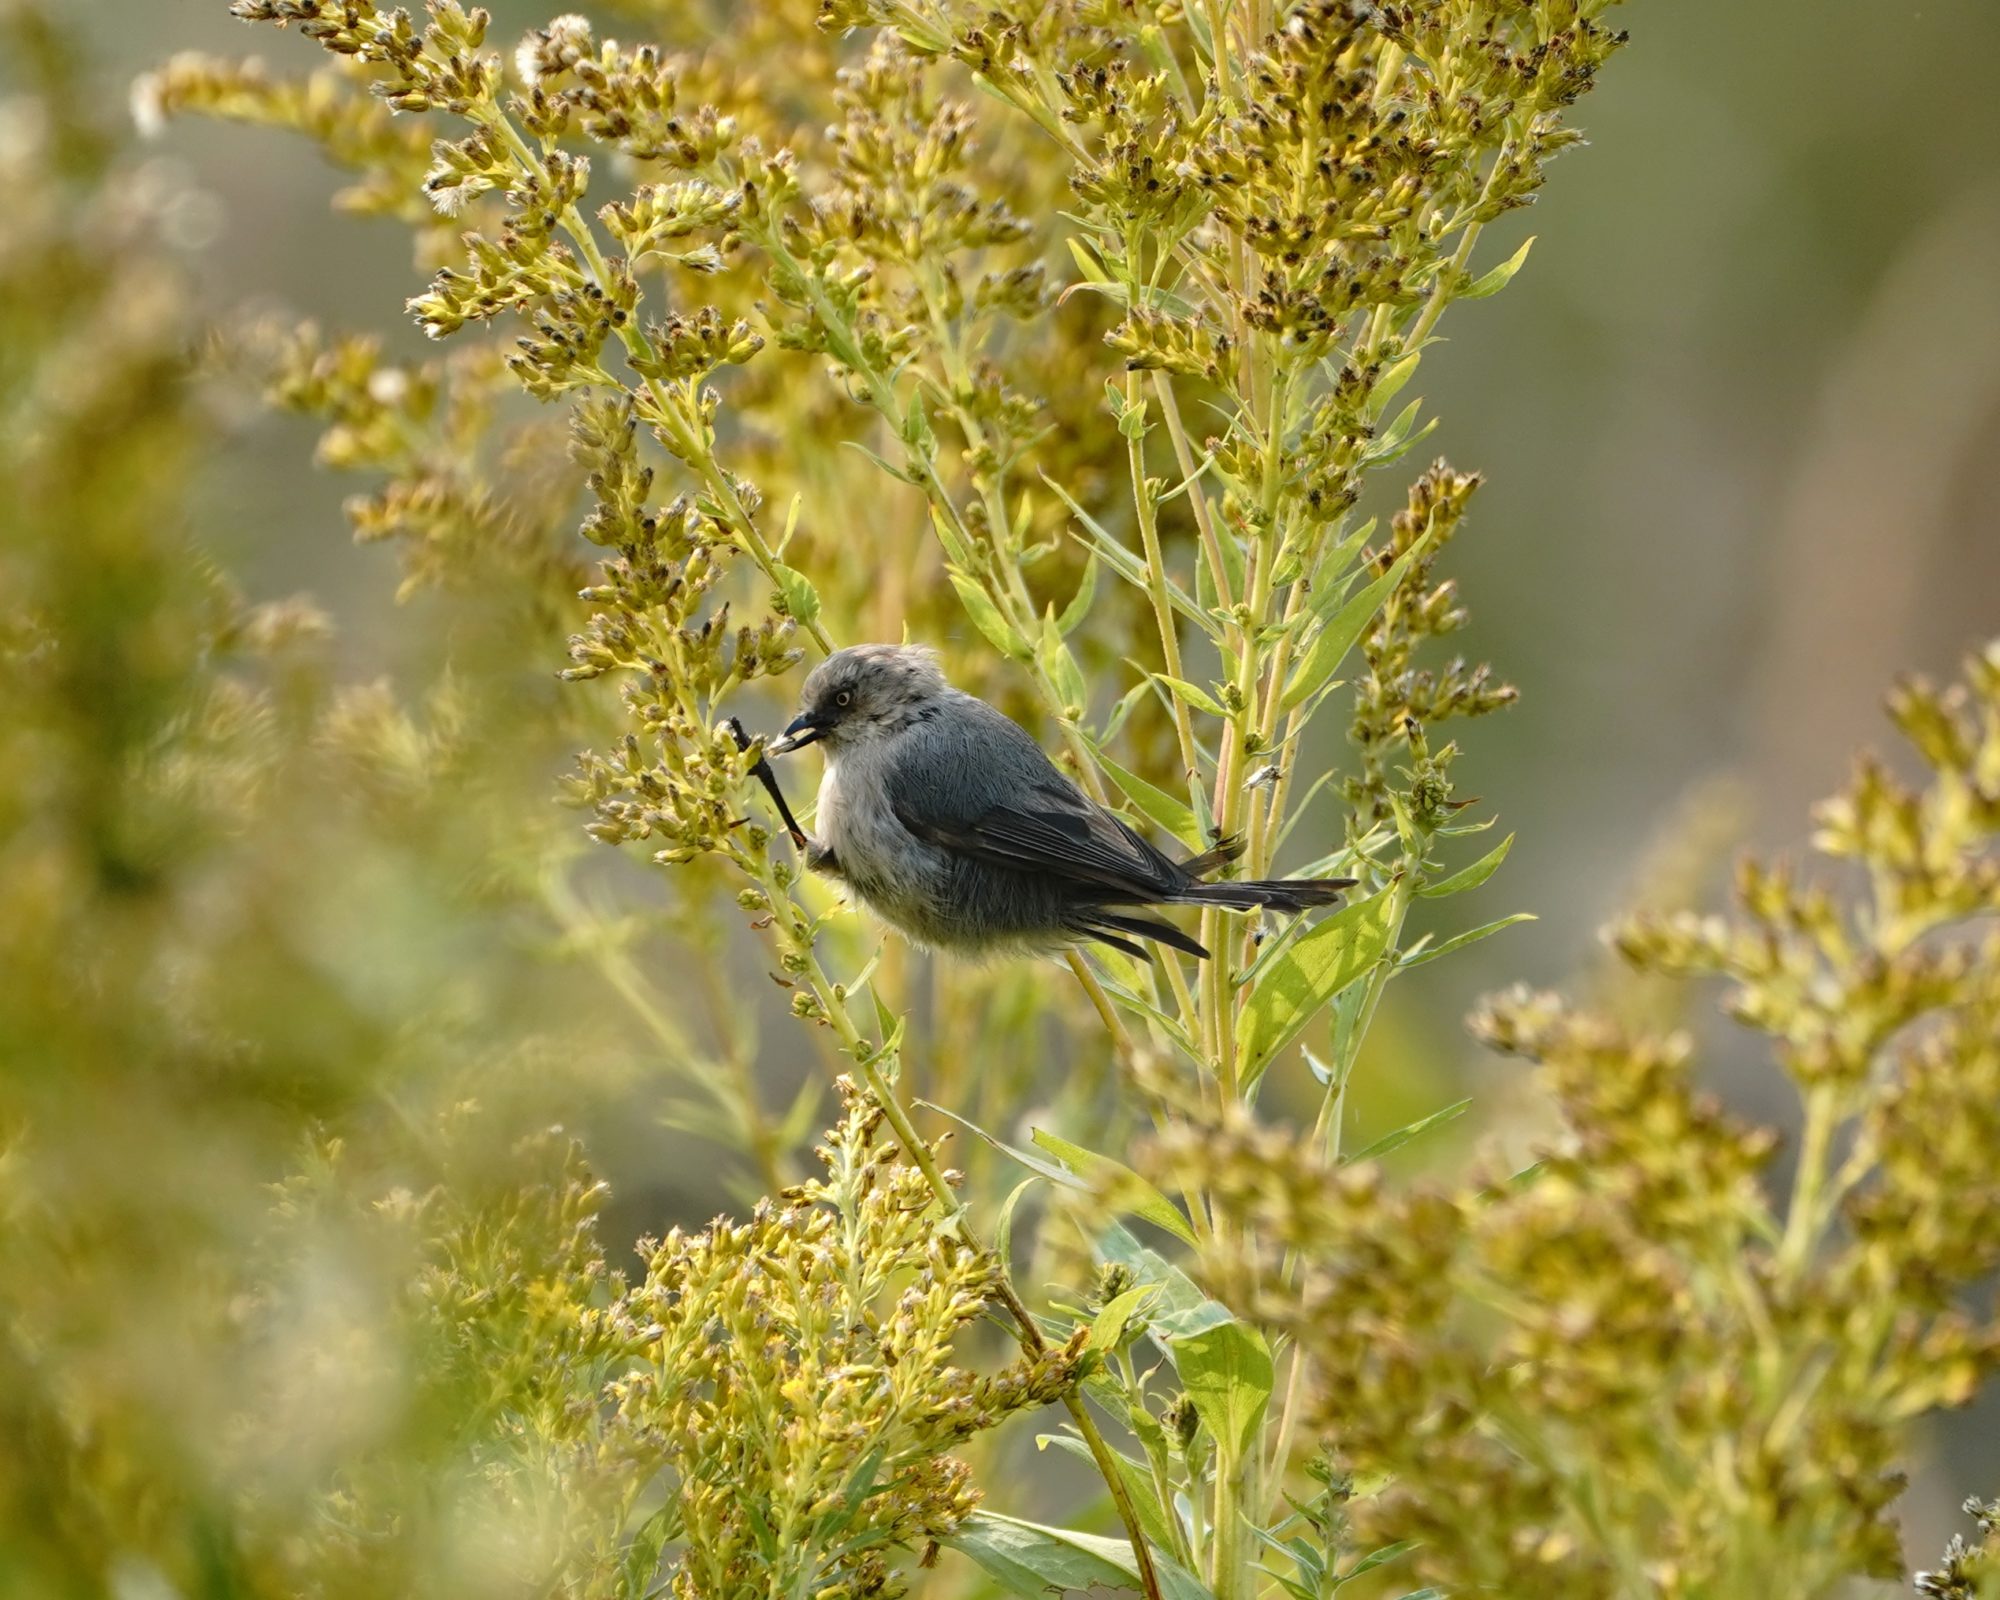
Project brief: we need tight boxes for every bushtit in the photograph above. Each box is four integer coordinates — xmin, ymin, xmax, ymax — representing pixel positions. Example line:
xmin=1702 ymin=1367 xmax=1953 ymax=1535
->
xmin=765 ymin=644 xmax=1354 ymax=959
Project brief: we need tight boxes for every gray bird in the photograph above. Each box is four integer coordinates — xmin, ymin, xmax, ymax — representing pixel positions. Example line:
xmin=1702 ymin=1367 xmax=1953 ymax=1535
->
xmin=765 ymin=644 xmax=1355 ymax=960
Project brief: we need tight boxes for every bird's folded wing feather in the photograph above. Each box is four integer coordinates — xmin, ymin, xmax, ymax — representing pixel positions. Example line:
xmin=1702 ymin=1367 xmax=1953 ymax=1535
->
xmin=893 ymin=778 xmax=1181 ymax=899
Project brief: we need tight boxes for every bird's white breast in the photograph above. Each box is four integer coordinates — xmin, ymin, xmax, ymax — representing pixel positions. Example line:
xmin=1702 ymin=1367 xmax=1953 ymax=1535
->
xmin=815 ymin=761 xmax=841 ymax=838
xmin=818 ymin=744 xmax=934 ymax=905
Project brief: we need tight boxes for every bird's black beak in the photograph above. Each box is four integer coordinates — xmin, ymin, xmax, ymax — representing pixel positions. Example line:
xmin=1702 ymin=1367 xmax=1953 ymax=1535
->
xmin=766 ymin=712 xmax=826 ymax=755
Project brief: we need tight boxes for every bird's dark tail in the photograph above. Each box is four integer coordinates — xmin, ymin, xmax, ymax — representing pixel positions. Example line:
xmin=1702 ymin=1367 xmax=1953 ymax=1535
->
xmin=1178 ymin=876 xmax=1355 ymax=914
xmin=1174 ymin=834 xmax=1356 ymax=915
xmin=1073 ymin=911 xmax=1212 ymax=961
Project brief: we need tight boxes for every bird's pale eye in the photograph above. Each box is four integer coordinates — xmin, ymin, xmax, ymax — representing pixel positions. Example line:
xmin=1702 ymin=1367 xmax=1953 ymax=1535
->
xmin=834 ymin=690 xmax=853 ymax=709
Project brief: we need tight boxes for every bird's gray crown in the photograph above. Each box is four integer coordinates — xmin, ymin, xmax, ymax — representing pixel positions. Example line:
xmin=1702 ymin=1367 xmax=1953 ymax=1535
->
xmin=774 ymin=643 xmax=949 ymax=753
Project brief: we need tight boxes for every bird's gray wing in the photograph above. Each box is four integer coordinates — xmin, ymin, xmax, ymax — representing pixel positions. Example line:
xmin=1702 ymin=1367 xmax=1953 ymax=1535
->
xmin=896 ymin=785 xmax=1179 ymax=896
xmin=882 ymin=702 xmax=1184 ymax=900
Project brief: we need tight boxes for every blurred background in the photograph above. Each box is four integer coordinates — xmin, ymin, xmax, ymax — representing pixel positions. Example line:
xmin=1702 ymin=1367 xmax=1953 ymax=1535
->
xmin=14 ymin=0 xmax=2000 ymax=1585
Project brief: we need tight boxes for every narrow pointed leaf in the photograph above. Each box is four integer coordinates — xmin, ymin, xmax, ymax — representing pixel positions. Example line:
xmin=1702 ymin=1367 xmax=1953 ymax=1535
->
xmin=1236 ymin=888 xmax=1396 ymax=1080
xmin=1417 ymin=832 xmax=1513 ymax=898
xmin=1038 ymin=609 xmax=1088 ymax=712
xmin=1097 ymin=751 xmax=1200 ymax=850
xmin=1459 ymin=235 xmax=1535 ymax=299
xmin=1282 ymin=543 xmax=1425 ymax=711
xmin=1037 ymin=1436 xmax=1179 ymax=1553
xmin=1397 ymin=912 xmax=1535 ymax=967
xmin=920 ymin=1102 xmax=1088 ymax=1191
xmin=948 ymin=570 xmax=1029 ymax=661
xmin=1363 ymin=351 xmax=1421 ymax=423
xmin=994 ymin=1174 xmax=1040 ymax=1272
xmin=1033 ymin=1128 xmax=1197 ymax=1245
xmin=1345 ymin=1099 xmax=1471 ymax=1164
xmin=1058 ymin=552 xmax=1100 ymax=635
xmin=1156 ymin=675 xmax=1227 ymax=718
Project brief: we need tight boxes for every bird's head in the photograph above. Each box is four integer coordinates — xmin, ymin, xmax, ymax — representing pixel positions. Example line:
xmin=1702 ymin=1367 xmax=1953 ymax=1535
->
xmin=767 ymin=644 xmax=949 ymax=756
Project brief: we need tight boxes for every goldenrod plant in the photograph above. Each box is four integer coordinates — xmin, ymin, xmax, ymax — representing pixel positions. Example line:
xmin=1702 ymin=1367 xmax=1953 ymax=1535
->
xmin=1919 ymin=1498 xmax=2000 ymax=1600
xmin=1 ymin=0 xmax=1993 ymax=1596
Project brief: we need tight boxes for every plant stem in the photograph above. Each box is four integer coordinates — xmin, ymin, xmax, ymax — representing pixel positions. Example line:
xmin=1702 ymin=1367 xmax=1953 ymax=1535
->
xmin=1068 ymin=949 xmax=1138 ymax=1063
xmin=1776 ymin=1084 xmax=1837 ymax=1284
xmin=1127 ymin=372 xmax=1203 ymax=786
xmin=1211 ymin=1437 xmax=1249 ymax=1598
xmin=856 ymin=1044 xmax=1167 ymax=1600
xmin=750 ymin=854 xmax=1164 ymax=1600
xmin=1150 ymin=372 xmax=1235 ymax=615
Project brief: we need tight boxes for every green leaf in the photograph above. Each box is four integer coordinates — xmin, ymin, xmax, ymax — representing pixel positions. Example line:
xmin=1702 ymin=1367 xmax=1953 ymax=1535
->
xmin=1046 ymin=475 xmax=1202 ymax=626
xmin=1086 ymin=1283 xmax=1161 ymax=1352
xmin=902 ymin=387 xmax=936 ymax=455
xmin=775 ymin=491 xmax=804 ymax=556
xmin=1334 ymin=1539 xmax=1420 ymax=1585
xmin=1252 ymin=1525 xmax=1325 ymax=1587
xmin=1478 ymin=1161 xmax=1545 ymax=1203
xmin=1397 ymin=912 xmax=1535 ymax=968
xmin=1155 ymin=675 xmax=1227 ymax=718
xmin=861 ymin=983 xmax=905 ymax=1071
xmin=1093 ymin=973 xmax=1201 ymax=1061
xmin=1038 ymin=610 xmax=1088 ymax=714
xmin=948 ymin=1512 xmax=1216 ymax=1600
xmin=1314 ymin=518 xmax=1378 ymax=596
xmin=1325 ymin=980 xmax=1373 ymax=1082
xmin=994 ymin=1175 xmax=1040 ymax=1273
xmin=1377 ymin=395 xmax=1424 ymax=453
xmin=1033 ymin=1128 xmax=1197 ymax=1246
xmin=1110 ymin=381 xmax=1151 ymax=440
xmin=1097 ymin=752 xmax=1200 ymax=851
xmin=948 ymin=570 xmax=1030 ymax=661
xmin=1417 ymin=832 xmax=1514 ymax=898
xmin=1037 ymin=1435 xmax=1179 ymax=1553
xmin=1345 ymin=1099 xmax=1471 ymax=1164
xmin=1059 ymin=275 xmax=1203 ymax=320
xmin=839 ymin=437 xmax=915 ymax=485
xmin=927 ymin=502 xmax=973 ymax=568
xmin=1459 ymin=235 xmax=1535 ymax=300
xmin=1369 ymin=410 xmax=1440 ymax=469
xmin=1171 ymin=1318 xmax=1273 ymax=1461
xmin=1281 ymin=543 xmax=1426 ymax=711
xmin=894 ymin=20 xmax=948 ymax=52
xmin=1156 ymin=447 xmax=1218 ymax=509
xmin=1058 ymin=552 xmax=1100 ymax=636
xmin=1214 ymin=524 xmax=1246 ymax=607
xmin=1066 ymin=235 xmax=1110 ymax=284
xmin=1363 ymin=350 xmax=1421 ymax=424
xmin=919 ymin=1102 xmax=1088 ymax=1192
xmin=945 ymin=1514 xmax=1129 ymax=1596
xmin=1236 ymin=888 xmax=1396 ymax=1082
xmin=769 ymin=562 xmax=821 ymax=630
xmin=1098 ymin=1221 xmax=1232 ymax=1341
xmin=1101 ymin=680 xmax=1152 ymax=743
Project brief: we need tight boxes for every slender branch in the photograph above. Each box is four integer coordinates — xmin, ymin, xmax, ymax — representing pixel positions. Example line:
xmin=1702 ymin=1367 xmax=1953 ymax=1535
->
xmin=1150 ymin=372 xmax=1235 ymax=616
xmin=1127 ymin=373 xmax=1204 ymax=787
xmin=742 ymin=847 xmax=1164 ymax=1600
